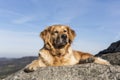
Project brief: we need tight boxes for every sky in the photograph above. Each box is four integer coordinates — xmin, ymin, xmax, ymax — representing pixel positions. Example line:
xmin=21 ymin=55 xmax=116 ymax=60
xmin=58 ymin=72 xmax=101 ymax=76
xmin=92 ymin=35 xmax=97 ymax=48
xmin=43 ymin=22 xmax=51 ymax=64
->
xmin=0 ymin=0 xmax=120 ymax=58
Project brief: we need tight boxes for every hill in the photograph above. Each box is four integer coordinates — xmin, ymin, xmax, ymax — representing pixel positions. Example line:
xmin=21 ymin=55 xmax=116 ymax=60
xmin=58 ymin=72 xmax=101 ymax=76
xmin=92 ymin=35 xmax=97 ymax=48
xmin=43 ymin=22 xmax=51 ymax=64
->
xmin=0 ymin=56 xmax=37 ymax=79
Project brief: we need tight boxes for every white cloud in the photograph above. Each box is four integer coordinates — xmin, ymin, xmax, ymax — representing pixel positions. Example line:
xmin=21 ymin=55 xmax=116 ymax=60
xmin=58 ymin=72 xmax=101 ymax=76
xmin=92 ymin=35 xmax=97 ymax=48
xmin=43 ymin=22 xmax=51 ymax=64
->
xmin=0 ymin=9 xmax=23 ymax=17
xmin=41 ymin=0 xmax=93 ymax=24
xmin=12 ymin=16 xmax=35 ymax=24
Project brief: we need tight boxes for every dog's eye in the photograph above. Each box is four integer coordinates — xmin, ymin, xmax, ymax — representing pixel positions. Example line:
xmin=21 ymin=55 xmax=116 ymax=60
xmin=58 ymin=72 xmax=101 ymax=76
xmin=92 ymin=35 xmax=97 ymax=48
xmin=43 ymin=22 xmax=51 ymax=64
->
xmin=54 ymin=31 xmax=58 ymax=33
xmin=64 ymin=30 xmax=67 ymax=32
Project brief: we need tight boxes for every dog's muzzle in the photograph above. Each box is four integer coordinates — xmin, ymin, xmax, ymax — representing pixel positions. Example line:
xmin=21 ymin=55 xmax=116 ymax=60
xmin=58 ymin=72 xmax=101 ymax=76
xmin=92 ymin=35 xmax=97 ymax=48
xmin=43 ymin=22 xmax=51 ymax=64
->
xmin=54 ymin=34 xmax=68 ymax=48
xmin=61 ymin=34 xmax=67 ymax=40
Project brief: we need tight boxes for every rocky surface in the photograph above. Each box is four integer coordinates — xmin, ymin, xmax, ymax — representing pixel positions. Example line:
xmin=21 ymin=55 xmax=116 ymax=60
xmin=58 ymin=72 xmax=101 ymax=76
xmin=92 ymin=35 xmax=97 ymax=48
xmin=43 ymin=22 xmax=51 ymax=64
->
xmin=95 ymin=40 xmax=120 ymax=66
xmin=3 ymin=63 xmax=120 ymax=80
xmin=96 ymin=52 xmax=120 ymax=66
xmin=96 ymin=40 xmax=120 ymax=56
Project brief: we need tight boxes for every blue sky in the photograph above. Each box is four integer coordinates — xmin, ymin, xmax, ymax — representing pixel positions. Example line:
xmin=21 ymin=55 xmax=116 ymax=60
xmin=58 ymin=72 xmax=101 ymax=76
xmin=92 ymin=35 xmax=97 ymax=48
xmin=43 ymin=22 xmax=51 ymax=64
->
xmin=0 ymin=0 xmax=120 ymax=58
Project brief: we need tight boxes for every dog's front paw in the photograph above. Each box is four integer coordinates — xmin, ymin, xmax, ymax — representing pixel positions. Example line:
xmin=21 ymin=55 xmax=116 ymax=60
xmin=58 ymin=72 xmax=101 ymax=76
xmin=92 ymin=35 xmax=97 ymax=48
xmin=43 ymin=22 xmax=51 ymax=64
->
xmin=24 ymin=64 xmax=38 ymax=73
xmin=24 ymin=60 xmax=39 ymax=73
xmin=79 ymin=57 xmax=95 ymax=64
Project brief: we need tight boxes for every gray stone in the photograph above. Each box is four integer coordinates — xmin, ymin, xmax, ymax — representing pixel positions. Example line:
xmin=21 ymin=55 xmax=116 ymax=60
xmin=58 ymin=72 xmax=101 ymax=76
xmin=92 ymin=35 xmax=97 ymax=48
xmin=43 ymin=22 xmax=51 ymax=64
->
xmin=98 ymin=52 xmax=120 ymax=66
xmin=3 ymin=63 xmax=120 ymax=80
xmin=96 ymin=40 xmax=120 ymax=56
xmin=95 ymin=40 xmax=120 ymax=66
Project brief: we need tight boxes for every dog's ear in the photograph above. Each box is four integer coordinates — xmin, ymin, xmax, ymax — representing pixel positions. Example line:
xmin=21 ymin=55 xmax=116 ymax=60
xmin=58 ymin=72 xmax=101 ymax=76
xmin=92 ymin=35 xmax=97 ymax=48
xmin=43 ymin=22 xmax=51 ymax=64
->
xmin=40 ymin=27 xmax=51 ymax=43
xmin=68 ymin=27 xmax=76 ymax=43
xmin=40 ymin=26 xmax=55 ymax=50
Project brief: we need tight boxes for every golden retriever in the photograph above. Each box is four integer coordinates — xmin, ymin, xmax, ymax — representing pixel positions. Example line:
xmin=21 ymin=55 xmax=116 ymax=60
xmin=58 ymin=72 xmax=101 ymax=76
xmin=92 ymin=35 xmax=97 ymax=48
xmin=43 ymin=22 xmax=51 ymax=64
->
xmin=24 ymin=24 xmax=110 ymax=72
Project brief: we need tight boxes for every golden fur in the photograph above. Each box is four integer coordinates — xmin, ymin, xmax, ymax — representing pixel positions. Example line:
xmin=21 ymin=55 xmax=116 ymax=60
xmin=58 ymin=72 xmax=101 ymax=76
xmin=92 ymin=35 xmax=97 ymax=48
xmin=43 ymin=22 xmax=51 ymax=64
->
xmin=24 ymin=25 xmax=110 ymax=72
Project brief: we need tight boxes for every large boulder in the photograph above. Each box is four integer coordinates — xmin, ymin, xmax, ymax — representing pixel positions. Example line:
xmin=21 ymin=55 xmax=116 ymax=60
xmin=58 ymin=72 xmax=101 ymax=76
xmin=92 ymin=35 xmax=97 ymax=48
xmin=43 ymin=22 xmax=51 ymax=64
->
xmin=96 ymin=52 xmax=120 ymax=66
xmin=96 ymin=40 xmax=120 ymax=56
xmin=3 ymin=63 xmax=120 ymax=80
xmin=95 ymin=40 xmax=120 ymax=66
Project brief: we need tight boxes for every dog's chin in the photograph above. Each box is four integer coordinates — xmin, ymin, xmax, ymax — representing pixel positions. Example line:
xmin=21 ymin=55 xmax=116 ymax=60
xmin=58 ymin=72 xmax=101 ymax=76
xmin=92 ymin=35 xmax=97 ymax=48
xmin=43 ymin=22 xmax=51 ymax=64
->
xmin=54 ymin=42 xmax=68 ymax=49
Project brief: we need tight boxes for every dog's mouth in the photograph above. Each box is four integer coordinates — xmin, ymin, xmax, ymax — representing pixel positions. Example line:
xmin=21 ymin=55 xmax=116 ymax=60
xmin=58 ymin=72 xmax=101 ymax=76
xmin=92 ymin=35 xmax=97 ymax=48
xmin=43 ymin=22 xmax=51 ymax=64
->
xmin=53 ymin=34 xmax=68 ymax=49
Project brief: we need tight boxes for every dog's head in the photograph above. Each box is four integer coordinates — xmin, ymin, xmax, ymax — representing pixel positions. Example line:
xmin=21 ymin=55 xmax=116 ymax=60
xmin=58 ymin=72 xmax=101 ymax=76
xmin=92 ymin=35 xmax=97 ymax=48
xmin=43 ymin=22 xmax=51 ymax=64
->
xmin=40 ymin=25 xmax=76 ymax=49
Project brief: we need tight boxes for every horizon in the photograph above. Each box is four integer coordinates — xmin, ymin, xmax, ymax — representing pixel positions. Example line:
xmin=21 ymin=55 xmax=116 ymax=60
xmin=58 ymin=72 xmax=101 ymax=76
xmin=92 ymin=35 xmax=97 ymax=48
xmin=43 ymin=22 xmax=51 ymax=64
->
xmin=0 ymin=0 xmax=120 ymax=58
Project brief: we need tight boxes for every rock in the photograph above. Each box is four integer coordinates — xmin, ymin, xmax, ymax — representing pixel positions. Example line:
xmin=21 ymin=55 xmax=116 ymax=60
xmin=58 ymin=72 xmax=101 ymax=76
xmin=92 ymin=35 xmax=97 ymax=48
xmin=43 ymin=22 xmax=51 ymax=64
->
xmin=95 ymin=40 xmax=120 ymax=66
xmin=3 ymin=63 xmax=120 ymax=80
xmin=96 ymin=40 xmax=120 ymax=56
xmin=97 ymin=52 xmax=120 ymax=66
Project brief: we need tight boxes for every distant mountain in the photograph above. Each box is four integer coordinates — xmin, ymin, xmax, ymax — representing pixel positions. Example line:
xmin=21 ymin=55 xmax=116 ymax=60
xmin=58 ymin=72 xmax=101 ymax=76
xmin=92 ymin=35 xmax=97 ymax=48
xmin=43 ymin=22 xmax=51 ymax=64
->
xmin=95 ymin=40 xmax=120 ymax=66
xmin=0 ymin=58 xmax=11 ymax=61
xmin=0 ymin=56 xmax=37 ymax=79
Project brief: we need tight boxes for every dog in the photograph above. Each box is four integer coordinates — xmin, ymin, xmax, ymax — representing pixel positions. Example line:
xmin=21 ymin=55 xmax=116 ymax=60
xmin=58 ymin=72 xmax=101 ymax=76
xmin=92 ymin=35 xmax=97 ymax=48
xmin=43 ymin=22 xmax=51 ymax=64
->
xmin=24 ymin=24 xmax=110 ymax=72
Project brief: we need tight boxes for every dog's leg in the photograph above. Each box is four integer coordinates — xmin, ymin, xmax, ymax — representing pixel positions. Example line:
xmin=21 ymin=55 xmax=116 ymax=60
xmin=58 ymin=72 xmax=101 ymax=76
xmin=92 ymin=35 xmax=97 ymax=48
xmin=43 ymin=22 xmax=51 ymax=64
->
xmin=76 ymin=52 xmax=110 ymax=65
xmin=24 ymin=58 xmax=46 ymax=72
xmin=79 ymin=56 xmax=95 ymax=64
xmin=79 ymin=56 xmax=110 ymax=65
xmin=94 ymin=57 xmax=110 ymax=65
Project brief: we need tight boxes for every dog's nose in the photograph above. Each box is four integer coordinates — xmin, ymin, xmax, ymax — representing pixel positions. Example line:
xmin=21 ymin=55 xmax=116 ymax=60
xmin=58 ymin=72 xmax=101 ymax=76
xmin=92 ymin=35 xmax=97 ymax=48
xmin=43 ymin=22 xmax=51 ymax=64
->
xmin=61 ymin=34 xmax=67 ymax=39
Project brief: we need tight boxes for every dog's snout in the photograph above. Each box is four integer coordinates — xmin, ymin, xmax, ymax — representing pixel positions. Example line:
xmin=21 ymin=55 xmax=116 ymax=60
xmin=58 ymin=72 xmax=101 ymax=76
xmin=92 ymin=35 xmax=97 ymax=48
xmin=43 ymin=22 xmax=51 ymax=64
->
xmin=61 ymin=34 xmax=67 ymax=39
